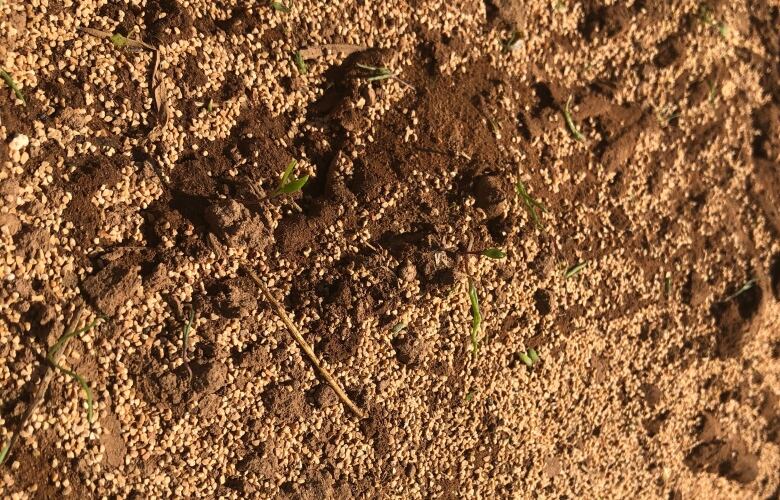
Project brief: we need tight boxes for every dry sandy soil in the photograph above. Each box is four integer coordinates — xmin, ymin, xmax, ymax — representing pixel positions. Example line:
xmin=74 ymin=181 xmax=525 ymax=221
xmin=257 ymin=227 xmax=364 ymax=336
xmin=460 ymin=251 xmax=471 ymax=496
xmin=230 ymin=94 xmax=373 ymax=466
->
xmin=1 ymin=0 xmax=780 ymax=498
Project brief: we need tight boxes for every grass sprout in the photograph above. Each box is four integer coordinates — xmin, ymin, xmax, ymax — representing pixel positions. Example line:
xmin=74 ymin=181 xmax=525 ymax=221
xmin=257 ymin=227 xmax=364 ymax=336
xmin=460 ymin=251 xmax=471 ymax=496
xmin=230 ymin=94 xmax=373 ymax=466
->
xmin=465 ymin=391 xmax=474 ymax=402
xmin=516 ymin=179 xmax=547 ymax=229
xmin=356 ymin=63 xmax=413 ymax=89
xmin=0 ymin=441 xmax=10 ymax=465
xmin=269 ymin=0 xmax=291 ymax=12
xmin=182 ymin=305 xmax=194 ymax=360
xmin=480 ymin=248 xmax=506 ymax=260
xmin=707 ymin=80 xmax=717 ymax=104
xmin=206 ymin=98 xmax=213 ymax=112
xmin=272 ymin=159 xmax=309 ymax=197
xmin=468 ymin=279 xmax=482 ymax=358
xmin=391 ymin=322 xmax=407 ymax=334
xmin=47 ymin=318 xmax=100 ymax=423
xmin=723 ymin=279 xmax=756 ymax=302
xmin=0 ymin=69 xmax=25 ymax=104
xmin=293 ymin=51 xmax=308 ymax=75
xmin=565 ymin=261 xmax=588 ymax=279
xmin=564 ymin=96 xmax=585 ymax=142
xmin=502 ymin=31 xmax=522 ymax=52
xmin=519 ymin=348 xmax=540 ymax=368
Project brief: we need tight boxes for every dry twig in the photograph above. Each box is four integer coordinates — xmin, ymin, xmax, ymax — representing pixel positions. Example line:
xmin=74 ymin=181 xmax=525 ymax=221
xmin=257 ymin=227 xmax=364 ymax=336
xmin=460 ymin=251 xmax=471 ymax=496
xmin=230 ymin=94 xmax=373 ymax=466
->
xmin=245 ymin=269 xmax=366 ymax=418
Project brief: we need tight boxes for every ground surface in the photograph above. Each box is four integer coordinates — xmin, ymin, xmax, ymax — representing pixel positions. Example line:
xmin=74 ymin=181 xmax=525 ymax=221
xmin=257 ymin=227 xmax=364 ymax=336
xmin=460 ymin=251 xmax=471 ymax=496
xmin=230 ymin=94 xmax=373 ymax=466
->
xmin=1 ymin=0 xmax=780 ymax=498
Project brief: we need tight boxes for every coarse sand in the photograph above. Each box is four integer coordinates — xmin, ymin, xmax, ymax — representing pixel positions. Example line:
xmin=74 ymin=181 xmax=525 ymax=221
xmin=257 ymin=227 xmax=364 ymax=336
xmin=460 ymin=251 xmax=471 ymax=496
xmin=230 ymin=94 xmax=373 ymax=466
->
xmin=1 ymin=0 xmax=779 ymax=498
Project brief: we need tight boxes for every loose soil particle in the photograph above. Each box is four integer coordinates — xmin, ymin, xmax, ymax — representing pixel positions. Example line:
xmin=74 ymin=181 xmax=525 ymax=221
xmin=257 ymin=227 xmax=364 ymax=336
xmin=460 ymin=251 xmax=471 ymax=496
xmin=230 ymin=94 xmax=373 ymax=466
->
xmin=1 ymin=0 xmax=780 ymax=498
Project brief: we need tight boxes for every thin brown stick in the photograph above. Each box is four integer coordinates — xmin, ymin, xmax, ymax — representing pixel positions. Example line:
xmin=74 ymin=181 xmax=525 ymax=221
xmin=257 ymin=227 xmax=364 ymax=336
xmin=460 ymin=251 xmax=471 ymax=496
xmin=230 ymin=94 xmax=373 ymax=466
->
xmin=245 ymin=269 xmax=366 ymax=418
xmin=0 ymin=306 xmax=85 ymax=466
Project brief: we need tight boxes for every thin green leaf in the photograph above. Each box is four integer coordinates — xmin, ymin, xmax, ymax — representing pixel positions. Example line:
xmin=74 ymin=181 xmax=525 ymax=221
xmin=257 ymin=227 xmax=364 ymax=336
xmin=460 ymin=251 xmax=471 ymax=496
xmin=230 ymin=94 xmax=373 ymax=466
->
xmin=182 ymin=305 xmax=194 ymax=358
xmin=110 ymin=33 xmax=128 ymax=48
xmin=564 ymin=96 xmax=585 ymax=142
xmin=723 ymin=279 xmax=756 ymax=302
xmin=518 ymin=352 xmax=533 ymax=367
xmin=280 ymin=159 xmax=297 ymax=186
xmin=293 ymin=51 xmax=308 ymax=75
xmin=391 ymin=322 xmax=407 ymax=334
xmin=278 ymin=175 xmax=309 ymax=194
xmin=527 ymin=348 xmax=539 ymax=364
xmin=481 ymin=248 xmax=506 ymax=260
xmin=206 ymin=99 xmax=213 ymax=112
xmin=0 ymin=69 xmax=25 ymax=104
xmin=468 ymin=279 xmax=482 ymax=358
xmin=0 ymin=440 xmax=10 ymax=465
xmin=565 ymin=261 xmax=588 ymax=279
xmin=269 ymin=1 xmax=290 ymax=13
xmin=47 ymin=318 xmax=100 ymax=423
xmin=516 ymin=179 xmax=546 ymax=229
xmin=465 ymin=391 xmax=474 ymax=402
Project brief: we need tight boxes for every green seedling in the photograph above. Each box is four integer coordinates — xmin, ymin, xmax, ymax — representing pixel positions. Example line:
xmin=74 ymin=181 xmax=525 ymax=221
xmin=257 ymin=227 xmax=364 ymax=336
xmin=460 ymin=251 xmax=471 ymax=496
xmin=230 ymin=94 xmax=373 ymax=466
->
xmin=272 ymin=159 xmax=309 ymax=197
xmin=480 ymin=248 xmax=506 ymax=260
xmin=723 ymin=279 xmax=756 ymax=302
xmin=206 ymin=98 xmax=213 ymax=112
xmin=516 ymin=179 xmax=547 ymax=229
xmin=655 ymin=105 xmax=680 ymax=125
xmin=465 ymin=391 xmax=474 ymax=402
xmin=519 ymin=348 xmax=540 ymax=367
xmin=110 ymin=33 xmax=128 ymax=48
xmin=269 ymin=0 xmax=290 ymax=12
xmin=391 ymin=322 xmax=407 ymax=334
xmin=502 ymin=31 xmax=522 ymax=52
xmin=182 ymin=305 xmax=194 ymax=360
xmin=468 ymin=279 xmax=482 ymax=358
xmin=664 ymin=276 xmax=672 ymax=296
xmin=0 ymin=69 xmax=25 ymax=104
xmin=698 ymin=5 xmax=728 ymax=37
xmin=293 ymin=51 xmax=308 ymax=75
xmin=0 ymin=440 xmax=10 ymax=465
xmin=565 ymin=261 xmax=588 ymax=279
xmin=356 ymin=63 xmax=413 ymax=89
xmin=47 ymin=318 xmax=100 ymax=423
xmin=564 ymin=96 xmax=585 ymax=142
xmin=706 ymin=80 xmax=717 ymax=104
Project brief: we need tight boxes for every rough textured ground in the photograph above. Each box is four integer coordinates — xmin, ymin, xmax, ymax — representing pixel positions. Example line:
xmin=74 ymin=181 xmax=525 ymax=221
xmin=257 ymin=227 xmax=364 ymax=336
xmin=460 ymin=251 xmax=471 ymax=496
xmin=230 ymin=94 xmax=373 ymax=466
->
xmin=1 ymin=0 xmax=780 ymax=498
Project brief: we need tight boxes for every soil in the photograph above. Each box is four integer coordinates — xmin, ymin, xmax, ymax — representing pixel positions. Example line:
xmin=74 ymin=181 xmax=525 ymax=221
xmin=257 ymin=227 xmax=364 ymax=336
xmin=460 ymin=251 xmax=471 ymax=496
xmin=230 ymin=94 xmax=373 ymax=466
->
xmin=1 ymin=0 xmax=779 ymax=498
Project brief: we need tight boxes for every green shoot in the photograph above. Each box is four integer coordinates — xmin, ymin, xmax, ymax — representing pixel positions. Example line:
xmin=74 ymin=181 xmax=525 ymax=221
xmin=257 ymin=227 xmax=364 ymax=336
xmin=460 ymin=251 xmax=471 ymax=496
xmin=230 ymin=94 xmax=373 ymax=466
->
xmin=110 ymin=33 xmax=128 ymax=48
xmin=0 ymin=69 xmax=25 ymax=104
xmin=356 ymin=63 xmax=413 ymax=89
xmin=480 ymin=248 xmax=506 ymax=260
xmin=519 ymin=348 xmax=540 ymax=368
xmin=269 ymin=0 xmax=291 ymax=12
xmin=391 ymin=322 xmax=406 ymax=334
xmin=565 ymin=261 xmax=588 ymax=279
xmin=468 ymin=279 xmax=482 ymax=358
xmin=465 ymin=391 xmax=474 ymax=402
xmin=206 ymin=98 xmax=213 ymax=112
xmin=706 ymin=80 xmax=717 ymax=104
xmin=182 ymin=305 xmax=194 ymax=360
xmin=0 ymin=440 xmax=10 ymax=465
xmin=664 ymin=276 xmax=672 ymax=296
xmin=723 ymin=279 xmax=756 ymax=302
xmin=502 ymin=31 xmax=522 ymax=52
xmin=515 ymin=179 xmax=547 ymax=229
xmin=293 ymin=51 xmax=308 ymax=75
xmin=47 ymin=318 xmax=100 ymax=423
xmin=564 ymin=96 xmax=585 ymax=142
xmin=272 ymin=160 xmax=309 ymax=197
